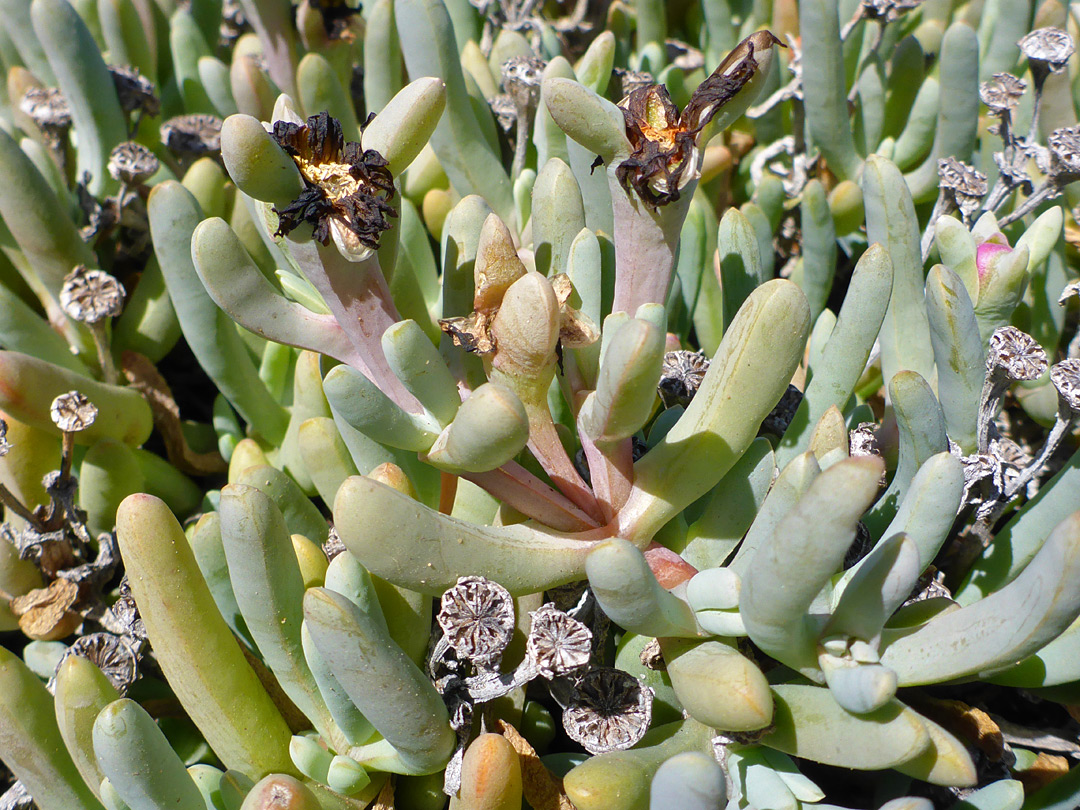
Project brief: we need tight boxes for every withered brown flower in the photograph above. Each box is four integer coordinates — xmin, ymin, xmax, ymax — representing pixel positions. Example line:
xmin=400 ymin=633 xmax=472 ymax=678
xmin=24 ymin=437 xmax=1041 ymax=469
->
xmin=613 ymin=31 xmax=783 ymax=207
xmin=270 ymin=111 xmax=397 ymax=259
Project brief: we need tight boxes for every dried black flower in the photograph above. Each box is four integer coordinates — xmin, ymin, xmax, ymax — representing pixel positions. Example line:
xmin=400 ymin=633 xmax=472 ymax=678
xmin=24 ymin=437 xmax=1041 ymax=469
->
xmin=60 ymin=265 xmax=126 ymax=324
xmin=270 ymin=111 xmax=397 ymax=258
xmin=615 ymin=31 xmax=782 ymax=207
xmin=307 ymin=0 xmax=361 ymax=40
xmin=108 ymin=141 xmax=160 ymax=185
xmin=760 ymin=383 xmax=804 ymax=436
xmin=50 ymin=392 xmax=98 ymax=433
xmin=562 ymin=667 xmax=653 ymax=754
xmin=526 ymin=603 xmax=592 ymax=679
xmin=160 ymin=113 xmax=223 ymax=155
xmin=437 ymin=576 xmax=516 ymax=667
xmin=658 ymin=349 xmax=710 ymax=408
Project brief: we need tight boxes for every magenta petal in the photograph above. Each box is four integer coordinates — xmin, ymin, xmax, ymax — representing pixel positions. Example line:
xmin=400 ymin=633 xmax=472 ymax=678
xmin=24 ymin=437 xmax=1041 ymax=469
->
xmin=976 ymin=242 xmax=1012 ymax=279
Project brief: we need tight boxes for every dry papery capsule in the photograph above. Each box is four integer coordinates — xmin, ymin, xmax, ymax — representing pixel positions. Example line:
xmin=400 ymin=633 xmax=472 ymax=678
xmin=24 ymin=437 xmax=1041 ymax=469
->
xmin=437 ymin=576 xmax=516 ymax=667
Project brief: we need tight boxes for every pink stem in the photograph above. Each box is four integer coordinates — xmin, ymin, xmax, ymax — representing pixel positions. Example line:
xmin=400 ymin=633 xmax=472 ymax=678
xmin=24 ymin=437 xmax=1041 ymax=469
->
xmin=526 ymin=406 xmax=604 ymax=525
xmin=463 ymin=462 xmax=602 ymax=533
xmin=288 ymin=239 xmax=422 ymax=413
xmin=579 ymin=431 xmax=633 ymax=524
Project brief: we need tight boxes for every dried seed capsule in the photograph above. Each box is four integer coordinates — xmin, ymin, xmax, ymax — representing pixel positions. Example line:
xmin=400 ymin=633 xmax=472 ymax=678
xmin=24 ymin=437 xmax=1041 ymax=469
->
xmin=107 ymin=142 xmax=160 ymax=185
xmin=0 ymin=419 xmax=10 ymax=457
xmin=61 ymin=633 xmax=141 ymax=694
xmin=489 ymin=93 xmax=517 ymax=132
xmin=20 ymin=87 xmax=72 ymax=130
xmin=50 ymin=391 xmax=98 ymax=433
xmin=937 ymin=158 xmax=987 ymax=219
xmin=437 ymin=576 xmax=516 ymax=667
xmin=979 ymin=73 xmax=1026 ymax=114
xmin=108 ymin=65 xmax=160 ymax=119
xmin=562 ymin=667 xmax=653 ymax=755
xmin=1047 ymin=126 xmax=1080 ymax=180
xmin=760 ymin=383 xmax=803 ymax=436
xmin=60 ymin=266 xmax=126 ymax=324
xmin=525 ymin=603 xmax=592 ymax=679
xmin=859 ymin=0 xmax=923 ymax=22
xmin=1050 ymin=359 xmax=1080 ymax=414
xmin=502 ymin=56 xmax=546 ymax=109
xmin=160 ymin=113 xmax=224 ymax=155
xmin=986 ymin=326 xmax=1048 ymax=381
xmin=658 ymin=350 xmax=710 ymax=408
xmin=1018 ymin=27 xmax=1075 ymax=75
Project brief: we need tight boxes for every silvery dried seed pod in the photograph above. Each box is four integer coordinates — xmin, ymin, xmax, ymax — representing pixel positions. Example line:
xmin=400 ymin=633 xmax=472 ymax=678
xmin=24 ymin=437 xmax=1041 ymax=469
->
xmin=501 ymin=56 xmax=545 ymax=108
xmin=322 ymin=526 xmax=346 ymax=560
xmin=1059 ymin=278 xmax=1080 ymax=305
xmin=849 ymin=422 xmax=881 ymax=458
xmin=270 ymin=111 xmax=397 ymax=260
xmin=60 ymin=266 xmax=126 ymax=324
xmin=437 ymin=576 xmax=516 ymax=667
xmin=986 ymin=326 xmax=1048 ymax=381
xmin=938 ymin=157 xmax=987 ymax=220
xmin=19 ymin=87 xmax=72 ymax=130
xmin=0 ymin=419 xmax=10 ymax=457
xmin=658 ymin=350 xmax=710 ymax=408
xmin=562 ymin=667 xmax=653 ymax=755
xmin=57 ymin=632 xmax=140 ymax=694
xmin=1047 ymin=126 xmax=1080 ymax=180
xmin=1050 ymin=359 xmax=1080 ymax=414
xmin=107 ymin=142 xmax=159 ymax=185
xmin=960 ymin=451 xmax=1008 ymax=520
xmin=860 ymin=0 xmax=923 ymax=22
xmin=1018 ymin=27 xmax=1075 ymax=76
xmin=50 ymin=392 xmax=98 ymax=433
xmin=109 ymin=577 xmax=147 ymax=642
xmin=489 ymin=93 xmax=517 ymax=132
xmin=160 ymin=114 xmax=224 ymax=155
xmin=0 ymin=781 xmax=32 ymax=810
xmin=108 ymin=65 xmax=160 ymax=119
xmin=525 ymin=603 xmax=592 ymax=679
xmin=980 ymin=73 xmax=1026 ymax=115
xmin=615 ymin=68 xmax=655 ymax=99
xmin=992 ymin=151 xmax=1034 ymax=195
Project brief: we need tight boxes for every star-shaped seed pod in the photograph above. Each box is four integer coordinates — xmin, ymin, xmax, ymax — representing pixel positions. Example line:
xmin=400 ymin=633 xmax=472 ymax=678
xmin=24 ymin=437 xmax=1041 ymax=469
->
xmin=56 ymin=632 xmax=142 ymax=694
xmin=107 ymin=142 xmax=160 ymax=186
xmin=562 ymin=667 xmax=653 ymax=754
xmin=60 ymin=266 xmax=126 ymax=324
xmin=1050 ymin=359 xmax=1080 ymax=416
xmin=160 ymin=114 xmax=223 ymax=155
xmin=938 ymin=157 xmax=988 ymax=220
xmin=986 ymin=326 xmax=1048 ymax=381
xmin=614 ymin=30 xmax=782 ymax=207
xmin=270 ymin=111 xmax=397 ymax=260
xmin=980 ymin=73 xmax=1026 ymax=116
xmin=1018 ymin=27 xmax=1075 ymax=77
xmin=50 ymin=391 xmax=98 ymax=433
xmin=657 ymin=349 xmax=710 ymax=408
xmin=525 ymin=603 xmax=593 ymax=679
xmin=437 ymin=576 xmax=516 ymax=668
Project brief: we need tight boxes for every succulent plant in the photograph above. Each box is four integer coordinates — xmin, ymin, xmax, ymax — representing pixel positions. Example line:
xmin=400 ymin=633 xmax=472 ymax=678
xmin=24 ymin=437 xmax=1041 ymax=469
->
xmin=2 ymin=1 xmax=1080 ymax=809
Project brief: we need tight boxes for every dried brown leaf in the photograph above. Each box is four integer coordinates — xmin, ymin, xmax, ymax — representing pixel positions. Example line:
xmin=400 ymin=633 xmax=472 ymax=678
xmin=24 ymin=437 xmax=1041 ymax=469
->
xmin=11 ymin=578 xmax=81 ymax=640
xmin=121 ymin=351 xmax=227 ymax=475
xmin=494 ymin=719 xmax=574 ymax=810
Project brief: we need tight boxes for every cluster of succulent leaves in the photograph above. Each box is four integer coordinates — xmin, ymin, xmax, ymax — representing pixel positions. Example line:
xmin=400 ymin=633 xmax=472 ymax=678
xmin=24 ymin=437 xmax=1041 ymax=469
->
xmin=4 ymin=0 xmax=1080 ymax=809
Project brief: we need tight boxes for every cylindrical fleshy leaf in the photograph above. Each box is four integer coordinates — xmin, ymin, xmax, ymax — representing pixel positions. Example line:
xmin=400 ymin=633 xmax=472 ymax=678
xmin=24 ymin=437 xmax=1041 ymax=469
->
xmin=426 ymin=383 xmax=529 ymax=473
xmin=660 ymin=637 xmax=772 ymax=731
xmin=115 ymin=494 xmax=297 ymax=777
